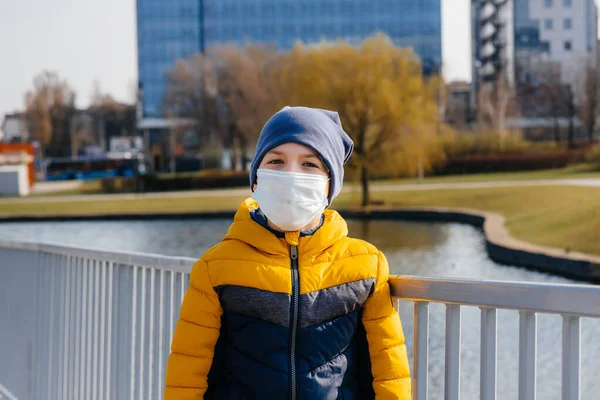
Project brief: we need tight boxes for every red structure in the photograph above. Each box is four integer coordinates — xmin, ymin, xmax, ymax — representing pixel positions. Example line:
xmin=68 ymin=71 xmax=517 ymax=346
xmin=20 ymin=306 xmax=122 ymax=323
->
xmin=0 ymin=143 xmax=36 ymax=186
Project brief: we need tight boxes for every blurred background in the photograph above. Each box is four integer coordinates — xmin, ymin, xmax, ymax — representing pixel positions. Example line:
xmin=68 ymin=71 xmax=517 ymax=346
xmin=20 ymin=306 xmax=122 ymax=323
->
xmin=2 ymin=3 xmax=600 ymax=399
xmin=1 ymin=0 xmax=599 ymax=200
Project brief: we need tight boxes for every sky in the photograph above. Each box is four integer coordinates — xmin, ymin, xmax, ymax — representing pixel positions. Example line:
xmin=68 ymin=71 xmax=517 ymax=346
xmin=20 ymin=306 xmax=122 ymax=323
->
xmin=0 ymin=0 xmax=471 ymax=120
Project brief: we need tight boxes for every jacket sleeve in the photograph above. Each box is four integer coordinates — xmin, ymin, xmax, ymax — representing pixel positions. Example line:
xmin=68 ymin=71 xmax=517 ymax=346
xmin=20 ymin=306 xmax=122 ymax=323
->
xmin=165 ymin=259 xmax=223 ymax=399
xmin=362 ymin=251 xmax=411 ymax=399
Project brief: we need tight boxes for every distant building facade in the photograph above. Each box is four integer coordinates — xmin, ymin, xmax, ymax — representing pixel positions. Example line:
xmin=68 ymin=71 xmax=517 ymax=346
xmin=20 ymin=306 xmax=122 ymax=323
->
xmin=1 ymin=113 xmax=29 ymax=143
xmin=445 ymin=81 xmax=473 ymax=128
xmin=136 ymin=0 xmax=443 ymax=119
xmin=513 ymin=0 xmax=597 ymax=88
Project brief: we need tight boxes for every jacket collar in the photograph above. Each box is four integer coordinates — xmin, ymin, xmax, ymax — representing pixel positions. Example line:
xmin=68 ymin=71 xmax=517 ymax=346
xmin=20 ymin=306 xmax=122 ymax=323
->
xmin=223 ymin=198 xmax=348 ymax=257
xmin=250 ymin=208 xmax=324 ymax=239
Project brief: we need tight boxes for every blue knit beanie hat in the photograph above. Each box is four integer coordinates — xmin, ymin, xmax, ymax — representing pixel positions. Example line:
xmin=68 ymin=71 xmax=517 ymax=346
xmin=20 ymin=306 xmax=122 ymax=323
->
xmin=250 ymin=106 xmax=354 ymax=204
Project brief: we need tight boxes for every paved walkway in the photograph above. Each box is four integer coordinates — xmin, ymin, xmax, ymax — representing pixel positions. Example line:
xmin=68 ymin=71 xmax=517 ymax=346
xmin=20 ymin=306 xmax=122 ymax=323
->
xmin=2 ymin=177 xmax=599 ymax=204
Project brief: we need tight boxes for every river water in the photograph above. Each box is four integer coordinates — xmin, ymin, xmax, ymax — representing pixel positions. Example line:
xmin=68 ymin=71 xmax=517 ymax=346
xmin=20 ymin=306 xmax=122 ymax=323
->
xmin=1 ymin=219 xmax=597 ymax=399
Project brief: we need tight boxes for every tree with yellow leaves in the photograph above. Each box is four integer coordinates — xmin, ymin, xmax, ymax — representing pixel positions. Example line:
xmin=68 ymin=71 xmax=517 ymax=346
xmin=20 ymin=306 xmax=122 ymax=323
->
xmin=281 ymin=34 xmax=446 ymax=206
xmin=165 ymin=34 xmax=446 ymax=202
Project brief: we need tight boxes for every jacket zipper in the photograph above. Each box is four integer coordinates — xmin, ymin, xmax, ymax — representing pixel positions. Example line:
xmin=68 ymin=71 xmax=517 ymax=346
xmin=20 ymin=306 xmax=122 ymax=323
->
xmin=290 ymin=244 xmax=299 ymax=400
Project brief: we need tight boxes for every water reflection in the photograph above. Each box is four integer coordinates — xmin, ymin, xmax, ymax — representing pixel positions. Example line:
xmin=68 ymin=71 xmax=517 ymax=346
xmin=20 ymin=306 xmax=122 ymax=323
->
xmin=347 ymin=219 xmax=449 ymax=252
xmin=0 ymin=218 xmax=598 ymax=399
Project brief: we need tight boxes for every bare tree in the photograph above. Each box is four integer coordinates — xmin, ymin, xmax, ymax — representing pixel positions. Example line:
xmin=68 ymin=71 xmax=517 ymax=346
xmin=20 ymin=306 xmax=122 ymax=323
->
xmin=210 ymin=44 xmax=284 ymax=170
xmin=565 ymin=85 xmax=577 ymax=148
xmin=477 ymin=70 xmax=516 ymax=138
xmin=577 ymin=64 xmax=599 ymax=144
xmin=535 ymin=63 xmax=572 ymax=145
xmin=24 ymin=71 xmax=76 ymax=158
xmin=164 ymin=54 xmax=224 ymax=167
xmin=544 ymin=79 xmax=576 ymax=148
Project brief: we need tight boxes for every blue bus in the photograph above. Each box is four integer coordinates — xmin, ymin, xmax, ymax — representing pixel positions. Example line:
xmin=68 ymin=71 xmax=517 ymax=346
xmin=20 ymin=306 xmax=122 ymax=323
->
xmin=45 ymin=157 xmax=146 ymax=181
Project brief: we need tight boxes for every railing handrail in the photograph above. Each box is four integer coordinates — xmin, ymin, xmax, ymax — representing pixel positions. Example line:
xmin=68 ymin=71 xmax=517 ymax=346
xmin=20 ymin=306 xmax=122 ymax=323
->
xmin=391 ymin=275 xmax=600 ymax=318
xmin=2 ymin=239 xmax=599 ymax=317
xmin=0 ymin=239 xmax=195 ymax=273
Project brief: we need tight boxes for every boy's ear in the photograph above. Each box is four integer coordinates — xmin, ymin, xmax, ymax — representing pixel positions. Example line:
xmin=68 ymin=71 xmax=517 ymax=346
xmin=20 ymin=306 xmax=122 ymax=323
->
xmin=252 ymin=183 xmax=257 ymax=192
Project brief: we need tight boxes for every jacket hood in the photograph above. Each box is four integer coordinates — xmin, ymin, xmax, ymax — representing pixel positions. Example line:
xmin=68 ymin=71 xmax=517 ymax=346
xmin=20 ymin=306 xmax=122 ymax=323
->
xmin=223 ymin=198 xmax=349 ymax=257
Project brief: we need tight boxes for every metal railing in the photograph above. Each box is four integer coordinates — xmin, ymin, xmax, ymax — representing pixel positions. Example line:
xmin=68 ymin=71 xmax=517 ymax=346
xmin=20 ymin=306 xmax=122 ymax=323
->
xmin=391 ymin=276 xmax=600 ymax=400
xmin=1 ymin=240 xmax=599 ymax=400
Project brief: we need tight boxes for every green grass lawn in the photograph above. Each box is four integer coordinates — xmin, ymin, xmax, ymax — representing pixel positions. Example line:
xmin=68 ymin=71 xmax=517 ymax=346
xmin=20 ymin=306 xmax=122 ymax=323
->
xmin=361 ymin=163 xmax=600 ymax=186
xmin=29 ymin=164 xmax=600 ymax=197
xmin=2 ymin=183 xmax=599 ymax=256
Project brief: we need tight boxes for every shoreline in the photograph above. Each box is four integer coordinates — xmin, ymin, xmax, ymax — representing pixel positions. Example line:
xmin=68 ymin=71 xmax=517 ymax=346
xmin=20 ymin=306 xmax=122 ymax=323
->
xmin=1 ymin=207 xmax=598 ymax=283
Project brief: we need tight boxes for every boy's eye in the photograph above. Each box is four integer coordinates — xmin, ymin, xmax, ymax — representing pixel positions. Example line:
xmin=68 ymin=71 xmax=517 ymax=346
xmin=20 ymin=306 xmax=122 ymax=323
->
xmin=303 ymin=162 xmax=318 ymax=168
xmin=267 ymin=159 xmax=283 ymax=164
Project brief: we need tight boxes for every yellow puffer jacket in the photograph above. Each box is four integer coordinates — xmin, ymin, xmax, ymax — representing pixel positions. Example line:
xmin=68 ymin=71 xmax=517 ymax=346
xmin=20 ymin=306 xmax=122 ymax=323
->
xmin=165 ymin=198 xmax=411 ymax=399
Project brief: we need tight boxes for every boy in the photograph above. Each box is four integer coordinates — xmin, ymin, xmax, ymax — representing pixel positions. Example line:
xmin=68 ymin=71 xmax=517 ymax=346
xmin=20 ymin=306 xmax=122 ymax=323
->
xmin=165 ymin=106 xmax=411 ymax=399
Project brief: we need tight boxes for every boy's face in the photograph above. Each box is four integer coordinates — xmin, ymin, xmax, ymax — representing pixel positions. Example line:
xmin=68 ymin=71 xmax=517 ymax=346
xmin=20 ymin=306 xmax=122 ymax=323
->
xmin=254 ymin=142 xmax=330 ymax=194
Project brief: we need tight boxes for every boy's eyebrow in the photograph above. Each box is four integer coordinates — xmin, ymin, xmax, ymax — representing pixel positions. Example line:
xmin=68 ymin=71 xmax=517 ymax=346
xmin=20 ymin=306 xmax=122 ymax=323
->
xmin=266 ymin=150 xmax=284 ymax=155
xmin=267 ymin=150 xmax=320 ymax=159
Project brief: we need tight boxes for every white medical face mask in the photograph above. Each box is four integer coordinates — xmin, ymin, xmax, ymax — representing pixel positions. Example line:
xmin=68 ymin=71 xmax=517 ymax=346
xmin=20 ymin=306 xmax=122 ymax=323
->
xmin=252 ymin=169 xmax=329 ymax=232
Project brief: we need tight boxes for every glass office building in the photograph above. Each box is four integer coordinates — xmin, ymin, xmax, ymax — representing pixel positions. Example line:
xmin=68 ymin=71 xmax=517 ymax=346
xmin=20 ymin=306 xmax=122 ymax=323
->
xmin=137 ymin=0 xmax=442 ymax=118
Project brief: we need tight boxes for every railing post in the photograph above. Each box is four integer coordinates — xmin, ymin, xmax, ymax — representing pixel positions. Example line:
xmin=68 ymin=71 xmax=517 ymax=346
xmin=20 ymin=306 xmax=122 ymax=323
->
xmin=444 ymin=304 xmax=461 ymax=400
xmin=48 ymin=254 xmax=57 ymax=398
xmin=139 ymin=267 xmax=147 ymax=400
xmin=129 ymin=266 xmax=138 ymax=400
xmin=519 ymin=311 xmax=537 ymax=400
xmin=79 ymin=258 xmax=89 ymax=398
xmin=562 ymin=315 xmax=581 ymax=400
xmin=73 ymin=257 xmax=82 ymax=398
xmin=169 ymin=270 xmax=175 ymax=347
xmin=158 ymin=269 xmax=165 ymax=396
xmin=480 ymin=307 xmax=497 ymax=400
xmin=149 ymin=269 xmax=156 ymax=400
xmin=414 ymin=302 xmax=429 ymax=400
xmin=99 ymin=260 xmax=107 ymax=400
xmin=106 ymin=261 xmax=114 ymax=399
xmin=56 ymin=255 xmax=66 ymax=400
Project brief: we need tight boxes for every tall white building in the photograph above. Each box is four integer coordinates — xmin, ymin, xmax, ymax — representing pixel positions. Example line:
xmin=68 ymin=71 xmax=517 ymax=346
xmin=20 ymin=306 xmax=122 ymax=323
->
xmin=514 ymin=0 xmax=597 ymax=88
xmin=472 ymin=0 xmax=598 ymax=112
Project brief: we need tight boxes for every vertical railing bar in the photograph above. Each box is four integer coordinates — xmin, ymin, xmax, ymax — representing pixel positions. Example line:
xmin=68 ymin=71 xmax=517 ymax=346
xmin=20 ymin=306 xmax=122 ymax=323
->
xmin=519 ymin=311 xmax=537 ymax=400
xmin=130 ymin=266 xmax=139 ymax=400
xmin=149 ymin=269 xmax=156 ymax=400
xmin=32 ymin=249 xmax=41 ymax=398
xmin=85 ymin=259 xmax=94 ymax=400
xmin=47 ymin=254 xmax=57 ymax=399
xmin=158 ymin=269 xmax=165 ymax=394
xmin=92 ymin=258 xmax=100 ymax=400
xmin=179 ymin=271 xmax=185 ymax=305
xmin=80 ymin=258 xmax=89 ymax=398
xmin=62 ymin=254 xmax=71 ymax=397
xmin=40 ymin=252 xmax=50 ymax=399
xmin=45 ymin=252 xmax=53 ymax=398
xmin=44 ymin=252 xmax=53 ymax=399
xmin=32 ymin=251 xmax=40 ymax=400
xmin=139 ymin=267 xmax=147 ymax=400
xmin=99 ymin=260 xmax=107 ymax=400
xmin=562 ymin=315 xmax=581 ymax=400
xmin=169 ymin=271 xmax=175 ymax=346
xmin=106 ymin=261 xmax=114 ymax=399
xmin=68 ymin=255 xmax=77 ymax=397
xmin=55 ymin=255 xmax=64 ymax=400
xmin=73 ymin=257 xmax=82 ymax=398
xmin=444 ymin=304 xmax=461 ymax=400
xmin=480 ymin=307 xmax=497 ymax=400
xmin=414 ymin=302 xmax=429 ymax=400
xmin=59 ymin=254 xmax=69 ymax=399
